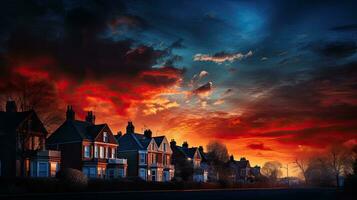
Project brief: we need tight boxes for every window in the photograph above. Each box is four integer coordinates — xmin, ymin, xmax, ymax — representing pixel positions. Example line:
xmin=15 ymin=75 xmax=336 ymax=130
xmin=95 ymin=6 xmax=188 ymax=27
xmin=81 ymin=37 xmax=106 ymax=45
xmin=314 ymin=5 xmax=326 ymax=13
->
xmin=83 ymin=167 xmax=89 ymax=177
xmin=103 ymin=132 xmax=108 ymax=143
xmin=105 ymin=147 xmax=109 ymax=159
xmin=163 ymin=155 xmax=167 ymax=165
xmin=139 ymin=168 xmax=146 ymax=180
xmin=94 ymin=145 xmax=98 ymax=158
xmin=84 ymin=146 xmax=90 ymax=158
xmin=98 ymin=167 xmax=106 ymax=178
xmin=139 ymin=153 xmax=146 ymax=164
xmin=151 ymin=143 xmax=155 ymax=150
xmin=38 ymin=162 xmax=48 ymax=177
xmin=118 ymin=168 xmax=125 ymax=177
xmin=111 ymin=148 xmax=115 ymax=159
xmin=30 ymin=161 xmax=36 ymax=177
xmin=163 ymin=143 xmax=166 ymax=151
xmin=151 ymin=154 xmax=155 ymax=163
xmin=108 ymin=169 xmax=114 ymax=178
xmin=99 ymin=146 xmax=104 ymax=158
xmin=50 ymin=162 xmax=58 ymax=177
xmin=151 ymin=169 xmax=156 ymax=181
xmin=89 ymin=167 xmax=96 ymax=178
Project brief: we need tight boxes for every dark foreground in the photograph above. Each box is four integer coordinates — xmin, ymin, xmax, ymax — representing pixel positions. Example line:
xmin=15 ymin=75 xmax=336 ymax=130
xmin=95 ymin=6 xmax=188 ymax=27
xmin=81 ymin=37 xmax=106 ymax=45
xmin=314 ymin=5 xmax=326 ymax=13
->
xmin=0 ymin=188 xmax=354 ymax=200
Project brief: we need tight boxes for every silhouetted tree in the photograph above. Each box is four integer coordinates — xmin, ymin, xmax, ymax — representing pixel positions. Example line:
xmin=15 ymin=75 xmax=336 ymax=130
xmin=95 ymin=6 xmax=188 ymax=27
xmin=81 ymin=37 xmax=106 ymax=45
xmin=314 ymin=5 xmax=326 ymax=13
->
xmin=206 ymin=141 xmax=230 ymax=181
xmin=261 ymin=161 xmax=283 ymax=183
xmin=0 ymin=77 xmax=63 ymax=132
xmin=294 ymin=158 xmax=309 ymax=184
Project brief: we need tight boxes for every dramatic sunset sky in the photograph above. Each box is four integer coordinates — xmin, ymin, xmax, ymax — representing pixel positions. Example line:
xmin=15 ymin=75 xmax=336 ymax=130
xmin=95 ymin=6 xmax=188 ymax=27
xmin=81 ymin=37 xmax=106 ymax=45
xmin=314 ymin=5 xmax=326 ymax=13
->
xmin=1 ymin=0 xmax=357 ymax=174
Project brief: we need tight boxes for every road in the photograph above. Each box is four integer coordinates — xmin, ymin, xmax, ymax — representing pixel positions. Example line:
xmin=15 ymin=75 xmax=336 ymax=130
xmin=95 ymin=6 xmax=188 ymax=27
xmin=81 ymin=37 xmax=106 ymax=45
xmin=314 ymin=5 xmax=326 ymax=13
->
xmin=0 ymin=188 xmax=352 ymax=200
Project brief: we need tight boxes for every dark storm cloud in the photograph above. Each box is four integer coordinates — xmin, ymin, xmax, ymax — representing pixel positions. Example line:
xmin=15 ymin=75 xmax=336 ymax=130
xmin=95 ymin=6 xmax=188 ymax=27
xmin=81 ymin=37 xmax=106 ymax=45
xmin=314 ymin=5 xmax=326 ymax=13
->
xmin=247 ymin=143 xmax=272 ymax=151
xmin=330 ymin=24 xmax=357 ymax=32
xmin=311 ymin=41 xmax=357 ymax=58
xmin=193 ymin=82 xmax=212 ymax=95
xmin=0 ymin=0 xmax=183 ymax=81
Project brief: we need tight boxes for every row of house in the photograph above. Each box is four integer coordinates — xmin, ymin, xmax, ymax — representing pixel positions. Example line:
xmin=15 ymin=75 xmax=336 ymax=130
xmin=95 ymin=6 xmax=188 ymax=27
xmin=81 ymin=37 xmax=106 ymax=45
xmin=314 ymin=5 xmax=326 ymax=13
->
xmin=0 ymin=100 xmax=260 ymax=182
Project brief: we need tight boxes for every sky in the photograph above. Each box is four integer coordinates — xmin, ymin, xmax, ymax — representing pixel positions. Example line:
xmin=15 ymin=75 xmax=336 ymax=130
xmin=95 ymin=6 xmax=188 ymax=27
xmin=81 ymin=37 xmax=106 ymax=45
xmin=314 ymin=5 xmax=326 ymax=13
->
xmin=0 ymin=0 xmax=357 ymax=175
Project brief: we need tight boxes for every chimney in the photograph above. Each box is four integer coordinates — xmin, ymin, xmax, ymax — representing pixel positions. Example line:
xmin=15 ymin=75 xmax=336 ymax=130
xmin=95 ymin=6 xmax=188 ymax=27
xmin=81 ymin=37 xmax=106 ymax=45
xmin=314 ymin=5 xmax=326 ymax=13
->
xmin=6 ymin=100 xmax=17 ymax=113
xmin=66 ymin=105 xmax=75 ymax=121
xmin=182 ymin=141 xmax=189 ymax=148
xmin=126 ymin=121 xmax=135 ymax=134
xmin=117 ymin=131 xmax=123 ymax=138
xmin=85 ymin=111 xmax=95 ymax=124
xmin=230 ymin=155 xmax=235 ymax=162
xmin=170 ymin=139 xmax=176 ymax=148
xmin=144 ymin=129 xmax=152 ymax=138
xmin=198 ymin=146 xmax=204 ymax=153
xmin=240 ymin=157 xmax=246 ymax=161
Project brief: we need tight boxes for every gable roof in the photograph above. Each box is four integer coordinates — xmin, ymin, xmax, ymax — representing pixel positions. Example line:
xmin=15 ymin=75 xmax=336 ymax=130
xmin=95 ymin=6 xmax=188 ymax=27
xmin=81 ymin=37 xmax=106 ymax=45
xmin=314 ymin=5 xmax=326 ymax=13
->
xmin=230 ymin=159 xmax=251 ymax=169
xmin=153 ymin=136 xmax=165 ymax=146
xmin=46 ymin=120 xmax=109 ymax=144
xmin=0 ymin=110 xmax=47 ymax=135
xmin=116 ymin=133 xmax=167 ymax=151
xmin=175 ymin=146 xmax=199 ymax=159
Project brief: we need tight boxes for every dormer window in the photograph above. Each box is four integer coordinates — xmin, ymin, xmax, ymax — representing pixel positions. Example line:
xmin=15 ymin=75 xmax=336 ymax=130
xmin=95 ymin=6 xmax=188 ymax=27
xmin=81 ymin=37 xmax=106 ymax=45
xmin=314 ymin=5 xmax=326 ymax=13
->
xmin=103 ymin=132 xmax=108 ymax=143
xmin=163 ymin=143 xmax=166 ymax=152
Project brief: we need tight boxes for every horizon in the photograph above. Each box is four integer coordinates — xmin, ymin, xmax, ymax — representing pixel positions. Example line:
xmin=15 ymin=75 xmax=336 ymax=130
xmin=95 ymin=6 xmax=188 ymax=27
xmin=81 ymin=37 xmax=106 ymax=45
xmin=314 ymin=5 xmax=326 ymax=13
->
xmin=1 ymin=0 xmax=357 ymax=178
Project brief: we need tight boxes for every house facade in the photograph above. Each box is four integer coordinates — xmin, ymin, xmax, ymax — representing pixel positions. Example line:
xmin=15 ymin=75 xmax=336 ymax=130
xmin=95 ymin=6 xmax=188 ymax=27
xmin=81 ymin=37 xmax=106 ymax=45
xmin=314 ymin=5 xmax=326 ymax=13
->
xmin=46 ymin=106 xmax=127 ymax=179
xmin=228 ymin=156 xmax=260 ymax=183
xmin=116 ymin=122 xmax=174 ymax=181
xmin=0 ymin=100 xmax=60 ymax=178
xmin=170 ymin=140 xmax=208 ymax=182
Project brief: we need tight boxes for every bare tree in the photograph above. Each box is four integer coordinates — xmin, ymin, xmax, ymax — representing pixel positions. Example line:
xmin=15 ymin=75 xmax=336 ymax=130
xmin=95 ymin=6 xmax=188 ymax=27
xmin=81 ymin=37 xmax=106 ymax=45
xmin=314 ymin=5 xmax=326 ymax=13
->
xmin=0 ymin=77 xmax=63 ymax=132
xmin=206 ymin=141 xmax=230 ymax=181
xmin=327 ymin=147 xmax=353 ymax=187
xmin=294 ymin=158 xmax=309 ymax=184
xmin=261 ymin=161 xmax=283 ymax=183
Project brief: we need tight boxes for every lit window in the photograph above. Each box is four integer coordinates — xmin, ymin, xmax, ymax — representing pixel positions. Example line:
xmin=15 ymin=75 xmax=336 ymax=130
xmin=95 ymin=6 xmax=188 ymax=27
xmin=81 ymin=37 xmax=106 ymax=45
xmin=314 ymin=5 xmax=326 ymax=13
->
xmin=111 ymin=148 xmax=116 ymax=159
xmin=103 ymin=132 xmax=108 ymax=143
xmin=84 ymin=146 xmax=90 ymax=158
xmin=105 ymin=147 xmax=109 ymax=159
xmin=100 ymin=146 xmax=104 ymax=158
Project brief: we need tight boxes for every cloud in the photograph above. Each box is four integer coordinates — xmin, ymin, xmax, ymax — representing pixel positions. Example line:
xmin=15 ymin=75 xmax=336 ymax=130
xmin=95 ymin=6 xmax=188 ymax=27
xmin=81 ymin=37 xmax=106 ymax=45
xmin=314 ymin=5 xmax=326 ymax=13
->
xmin=0 ymin=0 xmax=186 ymax=131
xmin=193 ymin=50 xmax=253 ymax=64
xmin=311 ymin=41 xmax=357 ymax=58
xmin=192 ymin=82 xmax=213 ymax=96
xmin=247 ymin=143 xmax=272 ymax=151
xmin=330 ymin=24 xmax=357 ymax=32
xmin=190 ymin=70 xmax=209 ymax=87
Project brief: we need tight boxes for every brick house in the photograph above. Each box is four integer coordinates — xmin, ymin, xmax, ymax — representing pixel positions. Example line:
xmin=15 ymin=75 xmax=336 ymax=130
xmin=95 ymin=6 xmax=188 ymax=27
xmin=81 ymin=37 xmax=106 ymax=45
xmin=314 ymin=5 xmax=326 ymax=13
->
xmin=115 ymin=122 xmax=174 ymax=181
xmin=170 ymin=140 xmax=207 ymax=182
xmin=228 ymin=156 xmax=258 ymax=183
xmin=46 ymin=106 xmax=127 ymax=179
xmin=0 ymin=100 xmax=60 ymax=177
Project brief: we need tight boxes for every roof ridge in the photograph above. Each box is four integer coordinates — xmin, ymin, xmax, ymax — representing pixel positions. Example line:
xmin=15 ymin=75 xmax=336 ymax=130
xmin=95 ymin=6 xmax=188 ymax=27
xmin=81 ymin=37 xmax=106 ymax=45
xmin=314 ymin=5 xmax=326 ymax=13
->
xmin=130 ymin=133 xmax=144 ymax=149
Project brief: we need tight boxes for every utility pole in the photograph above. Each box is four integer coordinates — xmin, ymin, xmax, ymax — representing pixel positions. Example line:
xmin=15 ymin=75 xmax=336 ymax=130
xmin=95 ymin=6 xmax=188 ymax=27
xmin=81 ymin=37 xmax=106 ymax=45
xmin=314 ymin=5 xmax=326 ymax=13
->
xmin=281 ymin=164 xmax=289 ymax=187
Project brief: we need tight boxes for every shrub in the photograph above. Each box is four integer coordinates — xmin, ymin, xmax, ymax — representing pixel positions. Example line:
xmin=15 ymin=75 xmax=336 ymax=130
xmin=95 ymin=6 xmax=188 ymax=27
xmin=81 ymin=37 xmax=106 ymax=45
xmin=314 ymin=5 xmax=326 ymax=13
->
xmin=56 ymin=168 xmax=88 ymax=191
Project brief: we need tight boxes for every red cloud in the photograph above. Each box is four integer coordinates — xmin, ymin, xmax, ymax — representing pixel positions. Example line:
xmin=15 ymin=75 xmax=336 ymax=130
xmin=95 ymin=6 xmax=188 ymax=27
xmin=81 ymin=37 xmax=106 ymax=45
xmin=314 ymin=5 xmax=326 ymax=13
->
xmin=247 ymin=143 xmax=272 ymax=151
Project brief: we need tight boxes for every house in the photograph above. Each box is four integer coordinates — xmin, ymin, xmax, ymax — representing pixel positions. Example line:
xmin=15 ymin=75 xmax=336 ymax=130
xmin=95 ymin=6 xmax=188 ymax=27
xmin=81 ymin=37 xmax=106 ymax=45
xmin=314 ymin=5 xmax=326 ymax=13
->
xmin=46 ymin=106 xmax=127 ymax=179
xmin=115 ymin=121 xmax=174 ymax=181
xmin=228 ymin=156 xmax=255 ymax=183
xmin=0 ymin=100 xmax=60 ymax=177
xmin=170 ymin=140 xmax=207 ymax=182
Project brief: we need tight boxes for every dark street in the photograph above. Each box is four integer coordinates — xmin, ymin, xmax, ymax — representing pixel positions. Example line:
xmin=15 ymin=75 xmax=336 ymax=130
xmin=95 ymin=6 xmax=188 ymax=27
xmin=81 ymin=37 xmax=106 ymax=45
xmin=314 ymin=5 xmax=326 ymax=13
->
xmin=0 ymin=188 xmax=353 ymax=200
